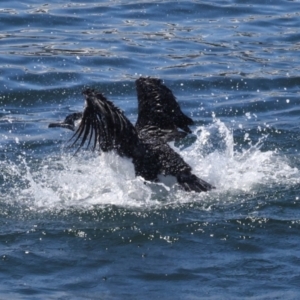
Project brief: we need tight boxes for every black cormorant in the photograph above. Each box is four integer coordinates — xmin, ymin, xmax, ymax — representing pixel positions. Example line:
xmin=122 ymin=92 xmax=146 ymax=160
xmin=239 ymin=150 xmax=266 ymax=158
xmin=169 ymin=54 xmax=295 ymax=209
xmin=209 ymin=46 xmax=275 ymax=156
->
xmin=49 ymin=77 xmax=215 ymax=192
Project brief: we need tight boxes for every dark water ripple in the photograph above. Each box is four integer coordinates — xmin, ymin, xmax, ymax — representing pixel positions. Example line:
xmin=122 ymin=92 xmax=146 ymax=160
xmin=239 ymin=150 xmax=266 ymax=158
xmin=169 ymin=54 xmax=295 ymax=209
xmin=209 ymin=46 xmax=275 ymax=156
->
xmin=1 ymin=0 xmax=300 ymax=299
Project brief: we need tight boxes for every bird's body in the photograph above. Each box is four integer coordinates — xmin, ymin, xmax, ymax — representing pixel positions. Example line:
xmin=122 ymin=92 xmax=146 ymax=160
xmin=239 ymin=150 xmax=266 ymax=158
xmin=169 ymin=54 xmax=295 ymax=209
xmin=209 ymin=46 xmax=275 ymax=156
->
xmin=49 ymin=77 xmax=215 ymax=192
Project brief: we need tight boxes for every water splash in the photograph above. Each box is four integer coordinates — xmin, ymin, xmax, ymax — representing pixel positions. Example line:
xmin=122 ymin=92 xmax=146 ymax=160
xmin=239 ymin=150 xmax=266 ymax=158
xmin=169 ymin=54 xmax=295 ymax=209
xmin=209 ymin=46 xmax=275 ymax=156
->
xmin=1 ymin=118 xmax=299 ymax=211
xmin=183 ymin=118 xmax=299 ymax=192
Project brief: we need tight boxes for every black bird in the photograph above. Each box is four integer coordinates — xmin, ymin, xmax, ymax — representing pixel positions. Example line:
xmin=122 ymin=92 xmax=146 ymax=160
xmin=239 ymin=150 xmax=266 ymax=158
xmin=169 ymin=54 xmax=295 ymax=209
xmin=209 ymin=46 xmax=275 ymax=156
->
xmin=49 ymin=77 xmax=215 ymax=192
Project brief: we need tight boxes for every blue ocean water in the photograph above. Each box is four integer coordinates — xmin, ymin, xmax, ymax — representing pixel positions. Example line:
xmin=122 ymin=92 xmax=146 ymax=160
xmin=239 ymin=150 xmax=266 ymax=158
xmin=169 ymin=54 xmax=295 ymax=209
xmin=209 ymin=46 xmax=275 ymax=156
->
xmin=1 ymin=0 xmax=300 ymax=298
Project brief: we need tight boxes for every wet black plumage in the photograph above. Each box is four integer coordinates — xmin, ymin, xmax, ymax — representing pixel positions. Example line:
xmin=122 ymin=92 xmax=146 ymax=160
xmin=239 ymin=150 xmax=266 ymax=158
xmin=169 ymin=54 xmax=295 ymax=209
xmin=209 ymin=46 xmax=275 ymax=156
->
xmin=49 ymin=77 xmax=215 ymax=192
xmin=135 ymin=77 xmax=194 ymax=140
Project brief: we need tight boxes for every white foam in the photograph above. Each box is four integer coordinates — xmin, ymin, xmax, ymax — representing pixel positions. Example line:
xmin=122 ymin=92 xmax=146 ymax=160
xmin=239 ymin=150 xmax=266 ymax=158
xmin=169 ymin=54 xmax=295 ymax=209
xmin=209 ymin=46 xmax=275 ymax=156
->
xmin=182 ymin=118 xmax=299 ymax=193
xmin=2 ymin=118 xmax=300 ymax=211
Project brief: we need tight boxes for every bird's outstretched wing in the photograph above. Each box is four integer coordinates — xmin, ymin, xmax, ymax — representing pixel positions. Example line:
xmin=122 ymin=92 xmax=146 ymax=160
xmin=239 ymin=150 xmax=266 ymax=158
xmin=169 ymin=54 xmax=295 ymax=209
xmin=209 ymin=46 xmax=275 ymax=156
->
xmin=135 ymin=77 xmax=194 ymax=141
xmin=69 ymin=88 xmax=140 ymax=157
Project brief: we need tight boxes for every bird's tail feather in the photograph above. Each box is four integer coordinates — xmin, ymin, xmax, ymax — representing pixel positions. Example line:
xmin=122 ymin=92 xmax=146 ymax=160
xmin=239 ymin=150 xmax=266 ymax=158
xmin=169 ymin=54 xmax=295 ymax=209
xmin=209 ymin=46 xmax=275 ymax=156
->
xmin=177 ymin=172 xmax=215 ymax=193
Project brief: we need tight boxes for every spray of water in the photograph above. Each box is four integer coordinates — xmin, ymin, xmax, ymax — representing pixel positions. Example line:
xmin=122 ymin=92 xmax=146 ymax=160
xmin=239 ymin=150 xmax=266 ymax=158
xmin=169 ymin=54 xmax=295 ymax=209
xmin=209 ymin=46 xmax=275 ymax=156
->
xmin=1 ymin=118 xmax=299 ymax=211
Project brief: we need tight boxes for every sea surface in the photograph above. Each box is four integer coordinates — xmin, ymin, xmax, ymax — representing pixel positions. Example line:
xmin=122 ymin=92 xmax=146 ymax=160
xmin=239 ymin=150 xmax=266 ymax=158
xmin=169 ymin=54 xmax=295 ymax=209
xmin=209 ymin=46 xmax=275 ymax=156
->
xmin=1 ymin=0 xmax=300 ymax=299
